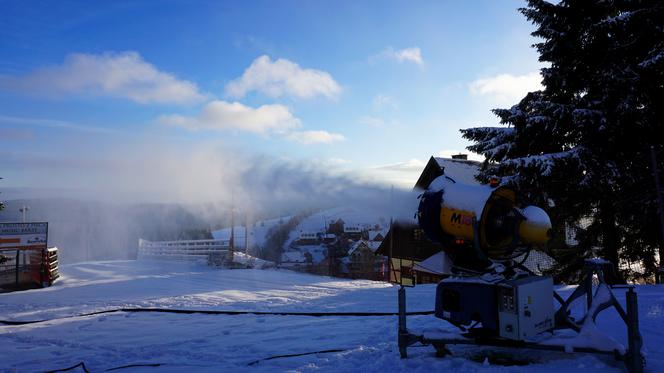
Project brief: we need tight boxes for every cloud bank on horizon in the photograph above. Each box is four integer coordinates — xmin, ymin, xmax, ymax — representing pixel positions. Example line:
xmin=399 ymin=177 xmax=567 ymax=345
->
xmin=0 ymin=0 xmax=544 ymax=198
xmin=0 ymin=47 xmax=535 ymax=192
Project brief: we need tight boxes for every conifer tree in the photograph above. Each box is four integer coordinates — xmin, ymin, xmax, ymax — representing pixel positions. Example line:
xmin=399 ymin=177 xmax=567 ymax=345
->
xmin=462 ymin=0 xmax=664 ymax=282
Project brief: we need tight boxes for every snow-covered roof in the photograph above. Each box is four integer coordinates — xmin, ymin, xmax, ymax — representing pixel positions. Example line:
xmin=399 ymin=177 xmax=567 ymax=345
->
xmin=299 ymin=231 xmax=319 ymax=239
xmin=413 ymin=251 xmax=452 ymax=275
xmin=414 ymin=156 xmax=481 ymax=190
xmin=232 ymin=252 xmax=275 ymax=269
xmin=348 ymin=240 xmax=369 ymax=255
xmin=368 ymin=230 xmax=384 ymax=241
xmin=434 ymin=157 xmax=481 ymax=185
xmin=348 ymin=240 xmax=382 ymax=255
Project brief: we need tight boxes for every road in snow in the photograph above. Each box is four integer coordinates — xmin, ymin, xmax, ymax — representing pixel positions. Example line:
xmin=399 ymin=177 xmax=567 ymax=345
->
xmin=1 ymin=260 xmax=662 ymax=372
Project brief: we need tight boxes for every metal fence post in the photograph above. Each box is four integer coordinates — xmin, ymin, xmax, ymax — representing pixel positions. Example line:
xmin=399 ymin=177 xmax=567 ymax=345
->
xmin=398 ymin=285 xmax=408 ymax=358
xmin=626 ymin=288 xmax=644 ymax=373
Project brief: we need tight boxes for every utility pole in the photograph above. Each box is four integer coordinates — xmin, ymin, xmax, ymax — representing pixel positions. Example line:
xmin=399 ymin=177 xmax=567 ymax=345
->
xmin=0 ymin=177 xmax=5 ymax=211
xmin=650 ymin=146 xmax=664 ymax=283
xmin=229 ymin=190 xmax=235 ymax=265
xmin=389 ymin=185 xmax=395 ymax=283
xmin=244 ymin=212 xmax=249 ymax=255
xmin=19 ymin=205 xmax=30 ymax=223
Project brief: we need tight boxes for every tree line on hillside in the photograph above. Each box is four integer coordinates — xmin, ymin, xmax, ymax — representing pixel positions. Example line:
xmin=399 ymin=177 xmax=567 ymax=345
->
xmin=261 ymin=212 xmax=312 ymax=263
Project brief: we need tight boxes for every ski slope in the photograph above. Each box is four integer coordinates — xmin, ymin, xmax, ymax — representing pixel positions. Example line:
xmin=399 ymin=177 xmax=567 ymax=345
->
xmin=1 ymin=260 xmax=662 ymax=372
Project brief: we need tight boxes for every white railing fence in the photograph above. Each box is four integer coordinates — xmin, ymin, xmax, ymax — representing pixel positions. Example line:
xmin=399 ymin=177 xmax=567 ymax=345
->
xmin=138 ymin=238 xmax=231 ymax=262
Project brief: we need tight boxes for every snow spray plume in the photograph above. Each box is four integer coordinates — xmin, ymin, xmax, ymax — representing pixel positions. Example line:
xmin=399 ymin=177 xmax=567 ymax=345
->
xmin=232 ymin=153 xmax=420 ymax=224
xmin=2 ymin=139 xmax=420 ymax=263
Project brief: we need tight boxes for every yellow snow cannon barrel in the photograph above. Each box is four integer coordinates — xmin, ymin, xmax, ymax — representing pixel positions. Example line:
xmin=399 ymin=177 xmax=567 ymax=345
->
xmin=417 ymin=175 xmax=551 ymax=260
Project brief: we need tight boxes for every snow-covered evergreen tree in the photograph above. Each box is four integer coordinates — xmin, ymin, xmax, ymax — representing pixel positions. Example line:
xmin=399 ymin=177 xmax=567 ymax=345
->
xmin=462 ymin=0 xmax=664 ymax=282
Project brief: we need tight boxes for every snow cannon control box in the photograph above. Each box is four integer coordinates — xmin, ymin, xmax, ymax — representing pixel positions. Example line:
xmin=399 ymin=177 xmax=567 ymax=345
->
xmin=435 ymin=276 xmax=554 ymax=341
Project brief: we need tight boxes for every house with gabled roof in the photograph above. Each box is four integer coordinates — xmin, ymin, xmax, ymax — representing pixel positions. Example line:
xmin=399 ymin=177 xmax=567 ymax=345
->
xmin=347 ymin=240 xmax=387 ymax=280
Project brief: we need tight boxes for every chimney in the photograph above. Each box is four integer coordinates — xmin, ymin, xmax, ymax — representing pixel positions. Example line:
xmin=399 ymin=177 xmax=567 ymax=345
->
xmin=451 ymin=154 xmax=468 ymax=160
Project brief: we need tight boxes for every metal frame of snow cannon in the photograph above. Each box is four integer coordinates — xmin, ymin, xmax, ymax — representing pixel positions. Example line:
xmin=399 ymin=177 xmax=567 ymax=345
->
xmin=396 ymin=259 xmax=645 ymax=373
xmin=552 ymin=259 xmax=645 ymax=372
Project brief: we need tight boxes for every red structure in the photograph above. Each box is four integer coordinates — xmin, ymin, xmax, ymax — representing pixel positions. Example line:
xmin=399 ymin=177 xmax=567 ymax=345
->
xmin=0 ymin=247 xmax=58 ymax=291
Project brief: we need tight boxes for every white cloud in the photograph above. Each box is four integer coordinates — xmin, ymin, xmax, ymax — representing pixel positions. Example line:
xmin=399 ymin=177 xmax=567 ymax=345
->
xmin=376 ymin=47 xmax=424 ymax=65
xmin=0 ymin=115 xmax=117 ymax=134
xmin=372 ymin=94 xmax=398 ymax=111
xmin=469 ymin=72 xmax=543 ymax=104
xmin=159 ymin=101 xmax=343 ymax=144
xmin=225 ymin=55 xmax=341 ymax=100
xmin=158 ymin=100 xmax=300 ymax=134
xmin=0 ymin=51 xmax=205 ymax=104
xmin=358 ymin=116 xmax=385 ymax=127
xmin=286 ymin=130 xmax=346 ymax=144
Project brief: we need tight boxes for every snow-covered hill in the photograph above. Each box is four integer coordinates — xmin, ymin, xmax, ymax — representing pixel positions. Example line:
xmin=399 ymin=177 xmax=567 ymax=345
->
xmin=212 ymin=206 xmax=390 ymax=268
xmin=283 ymin=206 xmax=389 ymax=247
xmin=1 ymin=260 xmax=662 ymax=372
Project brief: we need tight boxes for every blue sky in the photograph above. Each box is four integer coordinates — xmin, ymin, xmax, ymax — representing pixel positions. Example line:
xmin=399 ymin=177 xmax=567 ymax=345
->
xmin=0 ymin=0 xmax=543 ymax=197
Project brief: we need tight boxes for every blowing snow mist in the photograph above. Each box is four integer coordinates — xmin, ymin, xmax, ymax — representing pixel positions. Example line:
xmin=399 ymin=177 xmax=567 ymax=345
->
xmin=2 ymin=139 xmax=420 ymax=264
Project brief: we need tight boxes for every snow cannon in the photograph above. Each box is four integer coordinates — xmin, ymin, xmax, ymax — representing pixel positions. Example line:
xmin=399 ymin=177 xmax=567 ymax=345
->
xmin=399 ymin=172 xmax=644 ymax=371
xmin=417 ymin=175 xmax=551 ymax=268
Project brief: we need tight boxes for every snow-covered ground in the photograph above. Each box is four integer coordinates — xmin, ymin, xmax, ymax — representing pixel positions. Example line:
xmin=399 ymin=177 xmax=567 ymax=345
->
xmin=1 ymin=260 xmax=662 ymax=372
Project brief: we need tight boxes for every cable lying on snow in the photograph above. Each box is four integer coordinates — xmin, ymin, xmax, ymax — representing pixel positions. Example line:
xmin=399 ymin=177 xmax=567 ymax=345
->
xmin=247 ymin=348 xmax=350 ymax=366
xmin=1 ymin=307 xmax=434 ymax=326
xmin=45 ymin=343 xmax=437 ymax=372
xmin=47 ymin=361 xmax=207 ymax=372
xmin=45 ymin=350 xmax=348 ymax=372
xmin=46 ymin=361 xmax=90 ymax=373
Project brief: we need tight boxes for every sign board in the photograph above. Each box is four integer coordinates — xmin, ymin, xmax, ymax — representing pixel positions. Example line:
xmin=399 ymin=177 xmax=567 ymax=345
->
xmin=0 ymin=222 xmax=48 ymax=251
xmin=400 ymin=262 xmax=415 ymax=287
